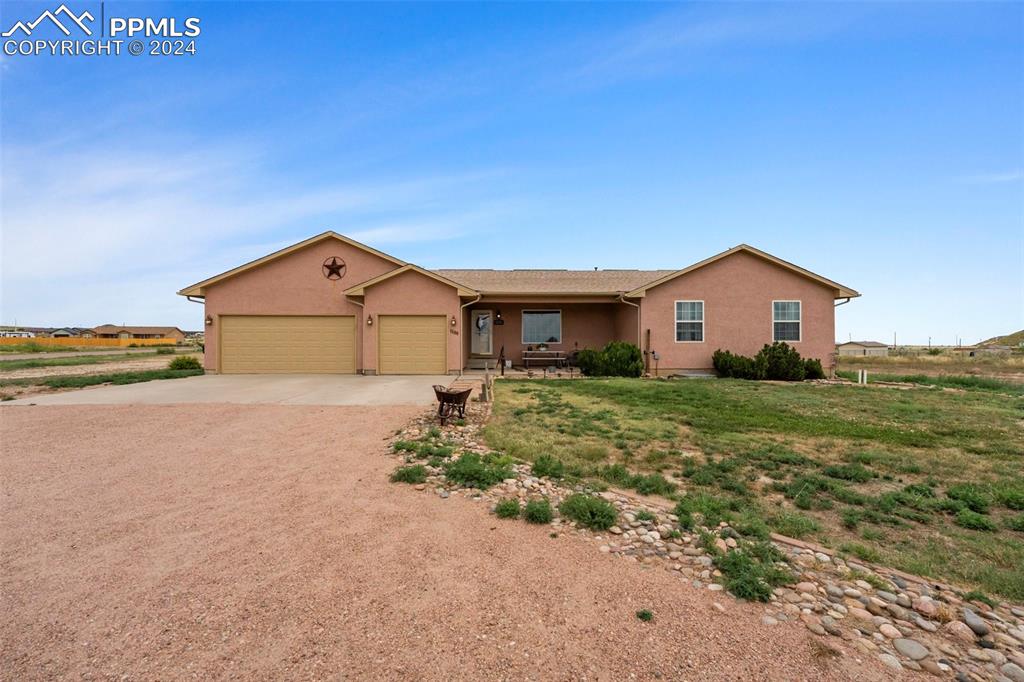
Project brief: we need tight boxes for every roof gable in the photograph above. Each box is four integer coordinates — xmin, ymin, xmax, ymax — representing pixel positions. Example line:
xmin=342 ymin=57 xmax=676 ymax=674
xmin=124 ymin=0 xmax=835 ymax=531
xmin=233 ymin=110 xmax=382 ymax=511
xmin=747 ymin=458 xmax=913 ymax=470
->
xmin=177 ymin=231 xmax=405 ymax=297
xmin=625 ymin=244 xmax=859 ymax=299
xmin=344 ymin=264 xmax=477 ymax=297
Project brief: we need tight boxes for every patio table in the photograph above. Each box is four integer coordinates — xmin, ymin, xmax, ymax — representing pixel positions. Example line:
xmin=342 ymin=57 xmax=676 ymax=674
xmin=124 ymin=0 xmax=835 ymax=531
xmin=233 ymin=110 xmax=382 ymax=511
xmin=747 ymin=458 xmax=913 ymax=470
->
xmin=522 ymin=350 xmax=565 ymax=368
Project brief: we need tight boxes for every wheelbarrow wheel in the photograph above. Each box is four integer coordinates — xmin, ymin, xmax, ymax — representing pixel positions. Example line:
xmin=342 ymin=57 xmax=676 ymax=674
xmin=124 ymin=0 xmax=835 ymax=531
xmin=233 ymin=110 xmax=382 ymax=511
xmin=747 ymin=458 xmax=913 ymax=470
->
xmin=437 ymin=401 xmax=453 ymax=426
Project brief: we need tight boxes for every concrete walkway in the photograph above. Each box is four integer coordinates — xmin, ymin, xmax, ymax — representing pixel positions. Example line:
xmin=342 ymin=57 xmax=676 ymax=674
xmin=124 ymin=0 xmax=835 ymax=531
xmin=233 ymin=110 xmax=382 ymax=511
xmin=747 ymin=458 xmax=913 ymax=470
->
xmin=5 ymin=374 xmax=450 ymax=406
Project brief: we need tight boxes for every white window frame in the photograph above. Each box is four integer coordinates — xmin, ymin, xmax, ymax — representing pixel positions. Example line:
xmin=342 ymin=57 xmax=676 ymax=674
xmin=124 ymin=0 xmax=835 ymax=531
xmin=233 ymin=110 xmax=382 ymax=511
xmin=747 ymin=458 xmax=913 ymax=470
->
xmin=521 ymin=309 xmax=562 ymax=345
xmin=772 ymin=300 xmax=802 ymax=343
xmin=674 ymin=300 xmax=705 ymax=343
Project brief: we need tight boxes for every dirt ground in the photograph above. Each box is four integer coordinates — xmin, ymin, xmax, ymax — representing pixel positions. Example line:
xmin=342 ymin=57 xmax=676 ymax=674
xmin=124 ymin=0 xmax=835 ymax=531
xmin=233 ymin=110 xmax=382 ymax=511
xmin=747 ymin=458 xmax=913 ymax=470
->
xmin=0 ymin=352 xmax=201 ymax=381
xmin=0 ymin=404 xmax=909 ymax=681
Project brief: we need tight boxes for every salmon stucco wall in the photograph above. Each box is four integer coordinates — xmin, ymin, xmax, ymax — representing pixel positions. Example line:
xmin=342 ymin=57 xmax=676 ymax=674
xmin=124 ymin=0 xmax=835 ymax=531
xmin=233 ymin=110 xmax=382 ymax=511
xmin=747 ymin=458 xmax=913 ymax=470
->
xmin=202 ymin=239 xmax=399 ymax=372
xmin=639 ymin=250 xmax=837 ymax=372
xmin=363 ymin=270 xmax=463 ymax=373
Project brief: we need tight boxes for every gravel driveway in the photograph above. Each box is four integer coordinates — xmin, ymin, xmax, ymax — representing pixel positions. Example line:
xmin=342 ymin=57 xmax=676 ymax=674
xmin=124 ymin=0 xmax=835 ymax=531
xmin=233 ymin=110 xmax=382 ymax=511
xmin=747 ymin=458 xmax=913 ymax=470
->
xmin=1 ymin=405 xmax=906 ymax=680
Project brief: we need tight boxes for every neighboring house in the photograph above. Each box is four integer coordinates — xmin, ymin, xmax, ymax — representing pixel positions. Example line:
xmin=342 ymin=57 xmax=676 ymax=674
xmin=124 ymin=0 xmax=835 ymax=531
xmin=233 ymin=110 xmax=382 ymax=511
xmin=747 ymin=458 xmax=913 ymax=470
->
xmin=837 ymin=341 xmax=889 ymax=357
xmin=91 ymin=325 xmax=186 ymax=343
xmin=178 ymin=231 xmax=859 ymax=376
xmin=49 ymin=327 xmax=94 ymax=338
xmin=0 ymin=328 xmax=35 ymax=338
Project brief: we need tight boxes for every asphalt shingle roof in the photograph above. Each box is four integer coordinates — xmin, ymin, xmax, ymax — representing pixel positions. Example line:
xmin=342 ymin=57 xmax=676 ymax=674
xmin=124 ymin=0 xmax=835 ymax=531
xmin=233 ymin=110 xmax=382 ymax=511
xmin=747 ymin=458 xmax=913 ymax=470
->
xmin=432 ymin=269 xmax=675 ymax=294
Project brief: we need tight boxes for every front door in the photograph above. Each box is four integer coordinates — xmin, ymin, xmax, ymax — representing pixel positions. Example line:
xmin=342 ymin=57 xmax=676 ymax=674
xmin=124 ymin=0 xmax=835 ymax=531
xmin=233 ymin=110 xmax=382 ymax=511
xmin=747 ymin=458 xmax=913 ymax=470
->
xmin=470 ymin=310 xmax=493 ymax=355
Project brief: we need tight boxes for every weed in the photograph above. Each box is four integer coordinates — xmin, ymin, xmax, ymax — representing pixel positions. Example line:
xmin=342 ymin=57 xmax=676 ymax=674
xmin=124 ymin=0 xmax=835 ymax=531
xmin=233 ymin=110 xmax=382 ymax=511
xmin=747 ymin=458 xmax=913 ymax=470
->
xmin=962 ymin=590 xmax=997 ymax=608
xmin=636 ymin=609 xmax=654 ymax=622
xmin=634 ymin=510 xmax=656 ymax=523
xmin=770 ymin=511 xmax=820 ymax=539
xmin=822 ymin=463 xmax=875 ymax=483
xmin=848 ymin=569 xmax=889 ymax=590
xmin=532 ymin=454 xmax=565 ymax=479
xmin=390 ymin=465 xmax=427 ymax=484
xmin=523 ymin=498 xmax=553 ymax=524
xmin=714 ymin=544 xmax=793 ymax=601
xmin=444 ymin=454 xmax=512 ymax=489
xmin=393 ymin=440 xmax=418 ymax=453
xmin=494 ymin=498 xmax=521 ymax=519
xmin=168 ymin=355 xmax=202 ymax=371
xmin=840 ymin=542 xmax=882 ymax=563
xmin=559 ymin=494 xmax=618 ymax=530
xmin=947 ymin=484 xmax=991 ymax=514
xmin=954 ymin=509 xmax=997 ymax=531
xmin=1007 ymin=515 xmax=1024 ymax=532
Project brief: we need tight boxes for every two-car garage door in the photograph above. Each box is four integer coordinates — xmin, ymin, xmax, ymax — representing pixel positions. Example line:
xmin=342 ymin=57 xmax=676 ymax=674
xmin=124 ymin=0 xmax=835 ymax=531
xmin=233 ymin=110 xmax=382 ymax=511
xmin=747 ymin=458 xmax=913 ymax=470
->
xmin=220 ymin=315 xmax=355 ymax=374
xmin=219 ymin=314 xmax=447 ymax=374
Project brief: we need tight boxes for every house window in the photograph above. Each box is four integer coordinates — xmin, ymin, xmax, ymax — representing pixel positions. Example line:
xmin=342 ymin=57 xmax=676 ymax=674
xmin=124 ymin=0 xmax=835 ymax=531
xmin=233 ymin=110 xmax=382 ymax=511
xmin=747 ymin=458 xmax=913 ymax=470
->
xmin=675 ymin=301 xmax=704 ymax=342
xmin=522 ymin=310 xmax=561 ymax=344
xmin=773 ymin=301 xmax=801 ymax=342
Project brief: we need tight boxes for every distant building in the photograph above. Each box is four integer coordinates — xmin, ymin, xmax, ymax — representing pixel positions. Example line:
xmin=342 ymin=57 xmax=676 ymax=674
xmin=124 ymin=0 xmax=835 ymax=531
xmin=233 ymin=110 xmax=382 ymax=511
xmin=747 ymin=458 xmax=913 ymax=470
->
xmin=837 ymin=341 xmax=890 ymax=357
xmin=0 ymin=327 xmax=35 ymax=338
xmin=90 ymin=325 xmax=186 ymax=343
xmin=954 ymin=345 xmax=1012 ymax=358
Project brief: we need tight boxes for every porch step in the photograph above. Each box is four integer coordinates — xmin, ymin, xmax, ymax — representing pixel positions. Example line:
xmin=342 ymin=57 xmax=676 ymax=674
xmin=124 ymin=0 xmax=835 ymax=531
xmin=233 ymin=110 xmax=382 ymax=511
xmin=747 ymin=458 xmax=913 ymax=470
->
xmin=466 ymin=357 xmax=499 ymax=370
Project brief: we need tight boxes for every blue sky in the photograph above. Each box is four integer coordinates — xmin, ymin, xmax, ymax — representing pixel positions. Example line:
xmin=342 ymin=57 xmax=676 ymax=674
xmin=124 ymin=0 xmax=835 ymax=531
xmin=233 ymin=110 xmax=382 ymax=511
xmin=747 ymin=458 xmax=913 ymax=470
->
xmin=1 ymin=1 xmax=1021 ymax=343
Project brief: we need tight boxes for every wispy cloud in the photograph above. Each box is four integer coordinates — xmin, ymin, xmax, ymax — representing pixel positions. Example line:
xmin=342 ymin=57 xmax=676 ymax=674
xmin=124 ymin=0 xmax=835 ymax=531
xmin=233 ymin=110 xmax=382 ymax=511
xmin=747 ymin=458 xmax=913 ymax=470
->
xmin=957 ymin=170 xmax=1024 ymax=184
xmin=0 ymin=142 xmax=510 ymax=326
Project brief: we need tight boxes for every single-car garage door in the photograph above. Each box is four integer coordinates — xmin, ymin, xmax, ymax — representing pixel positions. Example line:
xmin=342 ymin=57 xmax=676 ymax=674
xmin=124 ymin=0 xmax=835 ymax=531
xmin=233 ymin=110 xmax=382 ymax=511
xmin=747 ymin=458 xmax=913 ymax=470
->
xmin=378 ymin=315 xmax=447 ymax=375
xmin=220 ymin=315 xmax=356 ymax=374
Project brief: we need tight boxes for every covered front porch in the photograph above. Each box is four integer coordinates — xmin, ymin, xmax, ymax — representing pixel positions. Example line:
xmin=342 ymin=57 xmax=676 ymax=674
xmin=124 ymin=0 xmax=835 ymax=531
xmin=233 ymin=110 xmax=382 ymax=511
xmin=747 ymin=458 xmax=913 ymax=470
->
xmin=462 ymin=298 xmax=639 ymax=370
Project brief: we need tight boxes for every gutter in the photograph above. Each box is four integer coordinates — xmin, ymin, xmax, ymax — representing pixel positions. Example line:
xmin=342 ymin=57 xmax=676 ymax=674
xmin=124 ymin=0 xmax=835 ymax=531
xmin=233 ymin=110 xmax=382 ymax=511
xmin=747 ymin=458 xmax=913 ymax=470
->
xmin=185 ymin=295 xmax=205 ymax=304
xmin=834 ymin=297 xmax=851 ymax=308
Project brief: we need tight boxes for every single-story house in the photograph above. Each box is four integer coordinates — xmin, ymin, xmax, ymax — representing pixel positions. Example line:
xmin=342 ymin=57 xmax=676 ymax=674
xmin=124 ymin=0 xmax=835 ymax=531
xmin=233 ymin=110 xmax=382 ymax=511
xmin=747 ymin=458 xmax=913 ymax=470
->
xmin=91 ymin=325 xmax=186 ymax=343
xmin=836 ymin=341 xmax=889 ymax=357
xmin=49 ymin=327 xmax=95 ymax=338
xmin=178 ymin=232 xmax=859 ymax=376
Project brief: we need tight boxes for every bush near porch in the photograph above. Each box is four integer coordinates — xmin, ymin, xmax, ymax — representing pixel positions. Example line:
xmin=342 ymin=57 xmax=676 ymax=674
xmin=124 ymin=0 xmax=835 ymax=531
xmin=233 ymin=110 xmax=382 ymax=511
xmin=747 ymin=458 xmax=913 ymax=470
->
xmin=483 ymin=377 xmax=1024 ymax=599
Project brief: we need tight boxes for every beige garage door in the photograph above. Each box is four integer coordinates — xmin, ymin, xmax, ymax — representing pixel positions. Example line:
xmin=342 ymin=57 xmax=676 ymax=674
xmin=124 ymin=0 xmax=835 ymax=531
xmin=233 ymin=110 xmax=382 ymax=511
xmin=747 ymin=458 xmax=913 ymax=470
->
xmin=378 ymin=315 xmax=447 ymax=375
xmin=220 ymin=315 xmax=355 ymax=374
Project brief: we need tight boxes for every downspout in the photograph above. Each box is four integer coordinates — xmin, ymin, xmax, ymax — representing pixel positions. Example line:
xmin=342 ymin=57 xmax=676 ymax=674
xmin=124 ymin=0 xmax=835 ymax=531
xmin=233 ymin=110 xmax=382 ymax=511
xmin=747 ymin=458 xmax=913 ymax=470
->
xmin=347 ymin=295 xmax=366 ymax=374
xmin=186 ymin=296 xmax=204 ymax=304
xmin=831 ymin=297 xmax=852 ymax=378
xmin=617 ymin=292 xmax=642 ymax=365
xmin=459 ymin=293 xmax=482 ymax=376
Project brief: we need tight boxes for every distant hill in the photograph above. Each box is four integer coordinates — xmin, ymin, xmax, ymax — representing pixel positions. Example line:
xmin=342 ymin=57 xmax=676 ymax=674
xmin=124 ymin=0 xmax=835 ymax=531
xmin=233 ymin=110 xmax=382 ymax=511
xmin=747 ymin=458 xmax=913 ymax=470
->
xmin=980 ymin=330 xmax=1024 ymax=347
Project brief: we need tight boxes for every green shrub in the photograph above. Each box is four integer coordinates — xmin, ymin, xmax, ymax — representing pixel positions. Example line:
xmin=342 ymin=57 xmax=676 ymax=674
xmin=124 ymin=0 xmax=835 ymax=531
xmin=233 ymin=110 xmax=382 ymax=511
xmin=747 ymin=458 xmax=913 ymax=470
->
xmin=523 ymin=498 xmax=553 ymax=524
xmin=634 ymin=509 xmax=656 ymax=523
xmin=494 ymin=498 xmax=521 ymax=519
xmin=731 ymin=511 xmax=770 ymax=539
xmin=532 ymin=454 xmax=565 ymax=479
xmin=390 ymin=465 xmax=427 ymax=484
xmin=714 ymin=546 xmax=793 ymax=601
xmin=996 ymin=488 xmax=1024 ymax=511
xmin=755 ymin=343 xmax=806 ymax=381
xmin=946 ymin=484 xmax=990 ymax=514
xmin=712 ymin=349 xmax=758 ymax=379
xmin=713 ymin=343 xmax=814 ymax=381
xmin=443 ymin=453 xmax=513 ymax=489
xmin=156 ymin=347 xmax=175 ymax=354
xmin=635 ymin=609 xmax=653 ymax=622
xmin=840 ymin=508 xmax=862 ymax=529
xmin=393 ymin=440 xmax=418 ymax=453
xmin=168 ymin=355 xmax=202 ymax=370
xmin=803 ymin=358 xmax=825 ymax=380
xmin=577 ymin=341 xmax=644 ymax=377
xmin=559 ymin=494 xmax=618 ymax=530
xmin=1007 ymin=515 xmax=1024 ymax=532
xmin=955 ymin=509 xmax=997 ymax=531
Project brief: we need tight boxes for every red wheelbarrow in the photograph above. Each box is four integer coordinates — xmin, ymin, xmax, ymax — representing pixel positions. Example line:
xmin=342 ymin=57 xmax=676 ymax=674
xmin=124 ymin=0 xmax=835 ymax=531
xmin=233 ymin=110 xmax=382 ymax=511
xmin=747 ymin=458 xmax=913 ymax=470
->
xmin=433 ymin=385 xmax=472 ymax=425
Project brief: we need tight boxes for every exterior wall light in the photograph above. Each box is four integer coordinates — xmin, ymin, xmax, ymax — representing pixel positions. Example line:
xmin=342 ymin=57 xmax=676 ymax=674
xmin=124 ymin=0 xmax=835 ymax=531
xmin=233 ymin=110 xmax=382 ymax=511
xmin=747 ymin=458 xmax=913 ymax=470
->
xmin=367 ymin=315 xmax=373 ymax=326
xmin=205 ymin=315 xmax=213 ymax=326
xmin=450 ymin=315 xmax=457 ymax=327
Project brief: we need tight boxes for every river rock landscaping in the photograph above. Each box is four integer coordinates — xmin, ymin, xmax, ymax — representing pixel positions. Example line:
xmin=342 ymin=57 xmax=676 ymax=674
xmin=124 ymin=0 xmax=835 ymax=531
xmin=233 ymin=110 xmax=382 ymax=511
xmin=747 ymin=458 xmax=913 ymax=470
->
xmin=388 ymin=401 xmax=1024 ymax=682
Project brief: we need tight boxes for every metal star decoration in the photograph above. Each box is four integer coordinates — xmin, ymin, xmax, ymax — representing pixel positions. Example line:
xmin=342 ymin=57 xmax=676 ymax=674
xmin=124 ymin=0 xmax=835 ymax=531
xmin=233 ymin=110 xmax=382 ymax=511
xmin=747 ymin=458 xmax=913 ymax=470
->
xmin=322 ymin=256 xmax=346 ymax=280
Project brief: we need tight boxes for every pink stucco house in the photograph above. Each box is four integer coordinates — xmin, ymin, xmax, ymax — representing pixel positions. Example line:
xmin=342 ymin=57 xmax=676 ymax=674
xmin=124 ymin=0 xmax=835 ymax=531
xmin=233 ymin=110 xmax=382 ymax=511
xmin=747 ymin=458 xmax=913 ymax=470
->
xmin=178 ymin=232 xmax=858 ymax=376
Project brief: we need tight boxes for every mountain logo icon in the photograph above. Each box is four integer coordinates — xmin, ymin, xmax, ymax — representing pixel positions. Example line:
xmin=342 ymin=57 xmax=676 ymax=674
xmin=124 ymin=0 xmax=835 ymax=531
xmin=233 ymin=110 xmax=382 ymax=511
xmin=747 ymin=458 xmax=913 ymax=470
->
xmin=2 ymin=4 xmax=95 ymax=37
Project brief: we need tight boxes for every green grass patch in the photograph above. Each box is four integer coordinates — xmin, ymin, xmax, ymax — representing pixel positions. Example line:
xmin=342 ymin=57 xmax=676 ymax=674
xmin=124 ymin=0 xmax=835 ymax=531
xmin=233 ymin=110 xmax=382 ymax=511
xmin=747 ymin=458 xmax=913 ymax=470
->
xmin=0 ymin=367 xmax=204 ymax=389
xmin=486 ymin=378 xmax=1024 ymax=599
xmin=0 ymin=351 xmax=167 ymax=370
xmin=713 ymin=542 xmax=793 ymax=601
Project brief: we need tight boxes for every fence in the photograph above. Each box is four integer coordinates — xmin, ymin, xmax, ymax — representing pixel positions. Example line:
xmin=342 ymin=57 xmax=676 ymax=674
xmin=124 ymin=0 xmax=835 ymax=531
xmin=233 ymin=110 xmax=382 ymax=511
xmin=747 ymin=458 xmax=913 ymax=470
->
xmin=0 ymin=337 xmax=180 ymax=348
